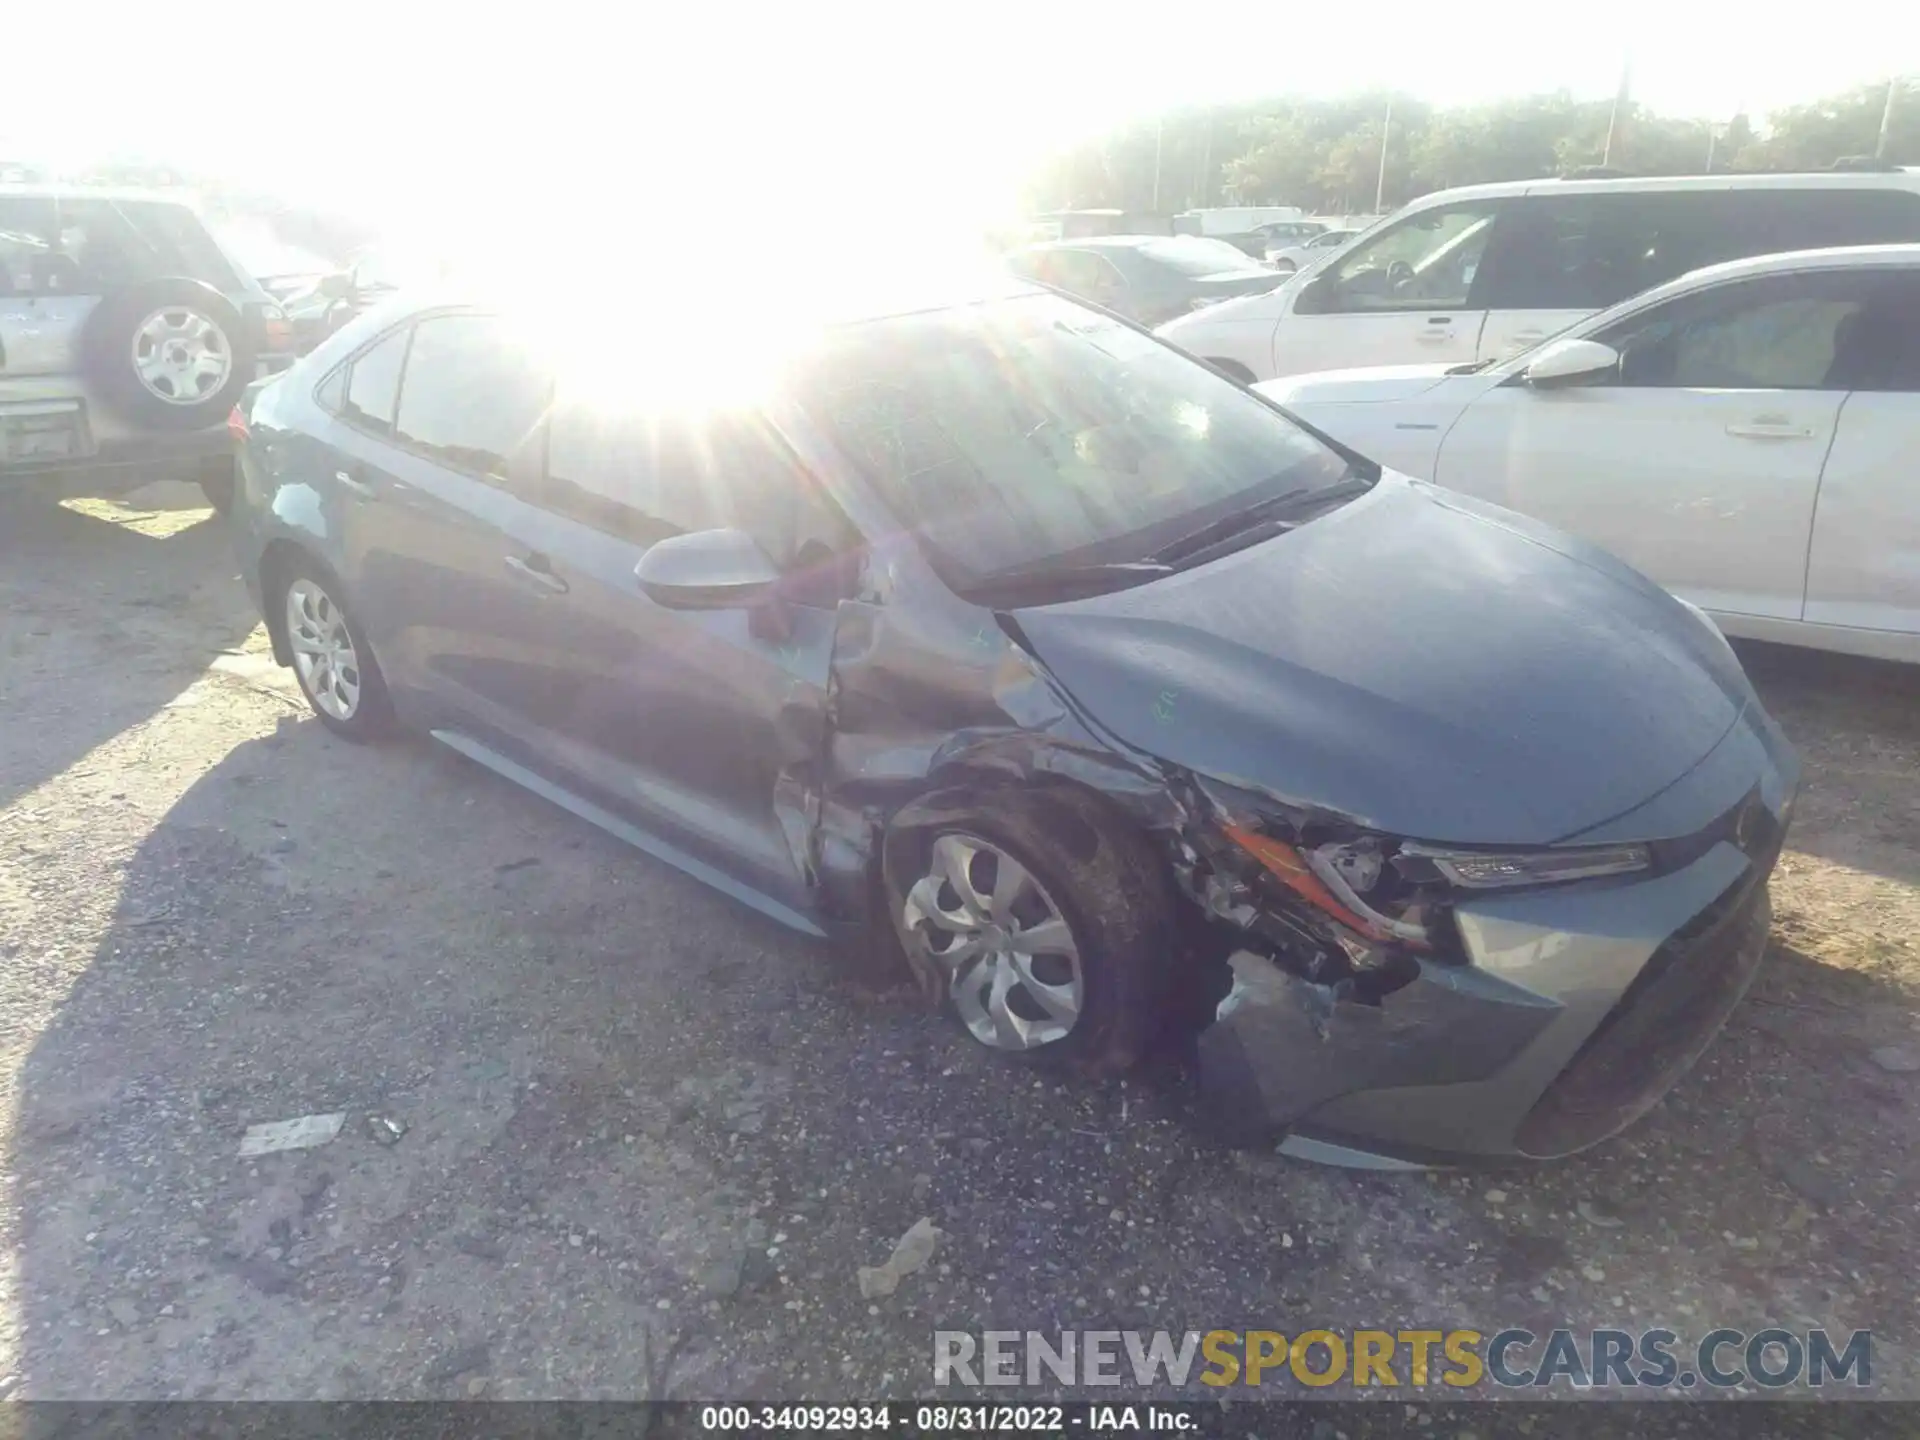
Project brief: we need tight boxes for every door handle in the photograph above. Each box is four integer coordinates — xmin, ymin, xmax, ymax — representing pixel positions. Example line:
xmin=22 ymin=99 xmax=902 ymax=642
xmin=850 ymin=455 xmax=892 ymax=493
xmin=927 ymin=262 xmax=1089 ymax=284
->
xmin=1726 ymin=421 xmax=1815 ymax=440
xmin=1508 ymin=329 xmax=1548 ymax=345
xmin=1414 ymin=328 xmax=1454 ymax=344
xmin=334 ymin=467 xmax=375 ymax=498
xmin=504 ymin=553 xmax=569 ymax=595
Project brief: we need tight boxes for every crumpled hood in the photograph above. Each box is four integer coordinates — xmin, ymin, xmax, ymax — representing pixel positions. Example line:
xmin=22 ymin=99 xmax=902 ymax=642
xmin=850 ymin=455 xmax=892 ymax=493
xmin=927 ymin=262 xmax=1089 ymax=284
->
xmin=1012 ymin=475 xmax=1752 ymax=846
xmin=1257 ymin=364 xmax=1489 ymax=407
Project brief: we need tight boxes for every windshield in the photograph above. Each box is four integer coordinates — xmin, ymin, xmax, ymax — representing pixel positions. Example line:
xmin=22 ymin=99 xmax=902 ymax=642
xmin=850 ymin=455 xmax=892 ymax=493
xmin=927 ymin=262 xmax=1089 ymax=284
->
xmin=794 ymin=292 xmax=1356 ymax=590
xmin=1133 ymin=236 xmax=1265 ymax=277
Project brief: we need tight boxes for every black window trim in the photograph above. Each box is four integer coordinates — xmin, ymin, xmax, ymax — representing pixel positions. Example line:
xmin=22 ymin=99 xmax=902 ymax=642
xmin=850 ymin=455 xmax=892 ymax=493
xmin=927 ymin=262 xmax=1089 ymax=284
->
xmin=318 ymin=314 xmax=417 ymax=430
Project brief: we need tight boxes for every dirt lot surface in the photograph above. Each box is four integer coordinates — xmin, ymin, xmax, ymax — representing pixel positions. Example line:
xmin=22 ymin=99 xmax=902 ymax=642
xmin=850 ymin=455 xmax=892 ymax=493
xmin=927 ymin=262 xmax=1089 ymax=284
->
xmin=3 ymin=484 xmax=1919 ymax=1407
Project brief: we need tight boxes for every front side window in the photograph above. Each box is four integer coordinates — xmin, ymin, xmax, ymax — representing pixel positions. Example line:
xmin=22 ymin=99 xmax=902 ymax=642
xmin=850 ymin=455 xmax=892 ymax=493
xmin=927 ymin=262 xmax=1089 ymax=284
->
xmin=794 ymin=293 xmax=1355 ymax=591
xmin=1309 ymin=202 xmax=1504 ymax=312
xmin=543 ymin=404 xmax=722 ymax=544
xmin=342 ymin=327 xmax=410 ymax=434
xmin=394 ymin=313 xmax=551 ymax=479
xmin=1597 ymin=272 xmax=1878 ymax=390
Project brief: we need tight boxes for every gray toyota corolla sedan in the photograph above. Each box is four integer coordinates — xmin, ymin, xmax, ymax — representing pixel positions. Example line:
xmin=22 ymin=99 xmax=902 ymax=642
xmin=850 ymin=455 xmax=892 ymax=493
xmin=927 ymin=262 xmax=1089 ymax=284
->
xmin=227 ymin=275 xmax=1797 ymax=1167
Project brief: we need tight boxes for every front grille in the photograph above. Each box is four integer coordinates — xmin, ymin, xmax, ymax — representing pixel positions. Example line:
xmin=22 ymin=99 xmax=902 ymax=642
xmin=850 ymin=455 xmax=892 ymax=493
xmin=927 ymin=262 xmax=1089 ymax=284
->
xmin=1514 ymin=838 xmax=1778 ymax=1159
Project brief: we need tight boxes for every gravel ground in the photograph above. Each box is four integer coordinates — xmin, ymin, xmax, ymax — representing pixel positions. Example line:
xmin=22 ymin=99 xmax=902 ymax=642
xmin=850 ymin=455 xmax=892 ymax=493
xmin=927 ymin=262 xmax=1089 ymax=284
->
xmin=2 ymin=482 xmax=1919 ymax=1405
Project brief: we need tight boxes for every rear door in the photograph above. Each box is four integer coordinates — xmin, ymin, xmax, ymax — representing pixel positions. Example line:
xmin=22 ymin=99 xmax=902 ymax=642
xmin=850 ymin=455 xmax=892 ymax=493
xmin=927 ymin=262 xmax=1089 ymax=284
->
xmin=1273 ymin=197 xmax=1507 ymax=376
xmin=332 ymin=310 xmax=557 ymax=738
xmin=1434 ymin=269 xmax=1872 ymax=620
xmin=1802 ymin=268 xmax=1920 ymax=635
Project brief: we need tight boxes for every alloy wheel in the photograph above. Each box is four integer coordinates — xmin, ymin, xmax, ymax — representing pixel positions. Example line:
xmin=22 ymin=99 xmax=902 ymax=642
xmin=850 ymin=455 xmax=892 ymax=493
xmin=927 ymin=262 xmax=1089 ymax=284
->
xmin=902 ymin=833 xmax=1084 ymax=1050
xmin=286 ymin=578 xmax=362 ymax=721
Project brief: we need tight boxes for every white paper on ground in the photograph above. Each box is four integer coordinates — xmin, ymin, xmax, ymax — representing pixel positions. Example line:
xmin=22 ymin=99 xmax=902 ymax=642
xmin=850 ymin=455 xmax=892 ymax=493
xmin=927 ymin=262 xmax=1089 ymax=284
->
xmin=237 ymin=1112 xmax=347 ymax=1157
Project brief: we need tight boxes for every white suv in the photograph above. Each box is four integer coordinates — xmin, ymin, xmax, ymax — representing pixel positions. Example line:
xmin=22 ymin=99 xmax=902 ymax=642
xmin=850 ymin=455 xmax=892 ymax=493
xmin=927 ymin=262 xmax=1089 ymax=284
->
xmin=1156 ymin=169 xmax=1920 ymax=384
xmin=1 ymin=185 xmax=297 ymax=508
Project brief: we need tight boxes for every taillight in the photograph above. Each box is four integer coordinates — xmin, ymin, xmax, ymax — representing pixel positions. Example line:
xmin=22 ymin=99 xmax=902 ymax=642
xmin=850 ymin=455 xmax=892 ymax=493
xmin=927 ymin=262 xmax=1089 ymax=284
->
xmin=263 ymin=314 xmax=294 ymax=353
xmin=227 ymin=404 xmax=249 ymax=443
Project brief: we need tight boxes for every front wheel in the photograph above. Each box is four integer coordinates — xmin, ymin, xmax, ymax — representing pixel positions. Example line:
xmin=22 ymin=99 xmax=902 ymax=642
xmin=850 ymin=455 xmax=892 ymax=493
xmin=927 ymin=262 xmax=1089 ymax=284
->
xmin=889 ymin=794 xmax=1171 ymax=1074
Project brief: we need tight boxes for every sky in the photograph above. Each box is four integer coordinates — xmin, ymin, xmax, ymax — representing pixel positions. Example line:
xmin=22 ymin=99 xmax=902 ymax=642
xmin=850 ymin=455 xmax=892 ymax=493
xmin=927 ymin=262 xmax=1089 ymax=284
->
xmin=6 ymin=1 xmax=1915 ymax=244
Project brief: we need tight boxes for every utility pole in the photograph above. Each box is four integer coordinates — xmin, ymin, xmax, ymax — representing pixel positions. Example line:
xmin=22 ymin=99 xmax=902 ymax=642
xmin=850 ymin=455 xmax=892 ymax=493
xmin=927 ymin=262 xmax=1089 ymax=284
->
xmin=1199 ymin=110 xmax=1214 ymax=208
xmin=1152 ymin=117 xmax=1164 ymax=212
xmin=1878 ymin=76 xmax=1903 ymax=160
xmin=1603 ymin=57 xmax=1632 ymax=167
xmin=1375 ymin=97 xmax=1393 ymax=214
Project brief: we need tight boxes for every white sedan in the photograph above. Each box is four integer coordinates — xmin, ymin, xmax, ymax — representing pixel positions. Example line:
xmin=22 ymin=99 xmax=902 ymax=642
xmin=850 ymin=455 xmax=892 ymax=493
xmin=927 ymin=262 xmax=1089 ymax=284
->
xmin=1258 ymin=245 xmax=1920 ymax=664
xmin=1263 ymin=229 xmax=1357 ymax=273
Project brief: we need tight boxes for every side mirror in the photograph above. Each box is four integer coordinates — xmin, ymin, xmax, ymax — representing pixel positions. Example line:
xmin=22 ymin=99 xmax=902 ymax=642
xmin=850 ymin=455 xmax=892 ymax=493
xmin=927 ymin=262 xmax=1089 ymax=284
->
xmin=1523 ymin=337 xmax=1620 ymax=388
xmin=317 ymin=272 xmax=355 ymax=300
xmin=1291 ymin=272 xmax=1337 ymax=315
xmin=634 ymin=528 xmax=779 ymax=610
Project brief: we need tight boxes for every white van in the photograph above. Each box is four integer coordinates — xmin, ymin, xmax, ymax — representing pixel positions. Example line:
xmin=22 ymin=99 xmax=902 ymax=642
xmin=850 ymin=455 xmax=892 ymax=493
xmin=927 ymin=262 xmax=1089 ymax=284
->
xmin=1156 ymin=170 xmax=1920 ymax=383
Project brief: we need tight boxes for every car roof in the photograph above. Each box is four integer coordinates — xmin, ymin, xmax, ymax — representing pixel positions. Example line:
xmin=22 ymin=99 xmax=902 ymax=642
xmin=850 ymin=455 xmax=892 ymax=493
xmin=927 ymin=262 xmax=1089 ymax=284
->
xmin=0 ymin=183 xmax=203 ymax=207
xmin=394 ymin=268 xmax=1048 ymax=334
xmin=1399 ymin=169 xmax=1920 ymax=211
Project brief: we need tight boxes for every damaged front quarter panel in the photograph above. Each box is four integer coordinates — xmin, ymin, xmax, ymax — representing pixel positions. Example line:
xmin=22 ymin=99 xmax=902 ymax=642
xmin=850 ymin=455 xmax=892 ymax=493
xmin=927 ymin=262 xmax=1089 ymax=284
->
xmin=801 ymin=564 xmax=1191 ymax=1001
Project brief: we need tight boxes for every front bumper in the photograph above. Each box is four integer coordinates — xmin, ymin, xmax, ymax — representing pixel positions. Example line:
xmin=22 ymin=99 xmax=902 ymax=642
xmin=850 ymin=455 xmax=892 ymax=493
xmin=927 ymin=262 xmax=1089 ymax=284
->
xmin=1196 ymin=712 xmax=1797 ymax=1165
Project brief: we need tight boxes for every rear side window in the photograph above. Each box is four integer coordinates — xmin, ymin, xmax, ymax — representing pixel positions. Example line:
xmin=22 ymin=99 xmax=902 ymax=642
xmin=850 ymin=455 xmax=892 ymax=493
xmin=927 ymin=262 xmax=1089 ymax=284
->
xmin=1727 ymin=188 xmax=1920 ymax=255
xmin=1480 ymin=187 xmax=1920 ymax=314
xmin=342 ymin=327 xmax=410 ymax=434
xmin=0 ymin=196 xmax=78 ymax=296
xmin=393 ymin=314 xmax=551 ymax=480
xmin=118 ymin=201 xmax=247 ymax=291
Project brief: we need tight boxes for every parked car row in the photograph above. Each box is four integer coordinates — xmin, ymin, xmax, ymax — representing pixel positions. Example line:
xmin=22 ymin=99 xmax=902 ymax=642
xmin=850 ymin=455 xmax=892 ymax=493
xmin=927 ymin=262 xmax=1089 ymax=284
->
xmin=1263 ymin=242 xmax=1920 ymax=664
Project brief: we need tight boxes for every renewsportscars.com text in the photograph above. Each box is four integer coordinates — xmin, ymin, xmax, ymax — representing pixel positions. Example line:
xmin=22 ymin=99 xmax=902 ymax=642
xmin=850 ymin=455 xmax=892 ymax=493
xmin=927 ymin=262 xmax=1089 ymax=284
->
xmin=933 ymin=1328 xmax=1872 ymax=1391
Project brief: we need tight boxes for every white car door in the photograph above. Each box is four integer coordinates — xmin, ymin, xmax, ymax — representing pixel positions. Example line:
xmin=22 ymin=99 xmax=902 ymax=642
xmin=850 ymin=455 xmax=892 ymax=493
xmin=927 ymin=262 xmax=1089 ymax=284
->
xmin=1433 ymin=270 xmax=1874 ymax=621
xmin=1801 ymin=269 xmax=1920 ymax=636
xmin=1269 ymin=198 xmax=1508 ymax=378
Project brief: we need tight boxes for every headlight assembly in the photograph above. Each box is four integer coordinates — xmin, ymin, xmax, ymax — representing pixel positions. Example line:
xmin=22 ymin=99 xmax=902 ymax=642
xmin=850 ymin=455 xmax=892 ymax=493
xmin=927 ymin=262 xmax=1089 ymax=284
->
xmin=1395 ymin=842 xmax=1649 ymax=889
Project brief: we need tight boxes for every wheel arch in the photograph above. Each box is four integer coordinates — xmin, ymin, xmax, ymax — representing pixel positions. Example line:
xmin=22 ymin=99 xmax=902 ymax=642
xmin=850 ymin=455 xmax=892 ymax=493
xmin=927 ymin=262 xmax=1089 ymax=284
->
xmin=258 ymin=538 xmax=345 ymax=668
xmin=874 ymin=766 xmax=1181 ymax=988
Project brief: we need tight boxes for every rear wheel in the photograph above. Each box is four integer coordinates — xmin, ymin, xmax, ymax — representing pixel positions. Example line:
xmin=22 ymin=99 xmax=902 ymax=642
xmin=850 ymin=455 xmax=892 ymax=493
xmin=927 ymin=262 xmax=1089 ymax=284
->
xmin=280 ymin=564 xmax=394 ymax=740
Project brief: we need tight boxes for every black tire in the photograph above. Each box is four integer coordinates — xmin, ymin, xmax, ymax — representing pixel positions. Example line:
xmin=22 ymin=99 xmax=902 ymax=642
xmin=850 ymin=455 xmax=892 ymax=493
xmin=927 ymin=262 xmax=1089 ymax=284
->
xmin=276 ymin=559 xmax=395 ymax=742
xmin=1273 ymin=260 xmax=1297 ymax=275
xmin=198 ymin=457 xmax=236 ymax=514
xmin=82 ymin=278 xmax=255 ymax=433
xmin=887 ymin=789 xmax=1175 ymax=1077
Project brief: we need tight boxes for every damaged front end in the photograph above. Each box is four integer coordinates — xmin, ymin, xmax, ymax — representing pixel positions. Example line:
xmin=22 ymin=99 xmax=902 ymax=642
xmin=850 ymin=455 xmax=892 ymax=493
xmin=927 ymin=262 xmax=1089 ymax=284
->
xmin=1159 ymin=765 xmax=1787 ymax=1166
